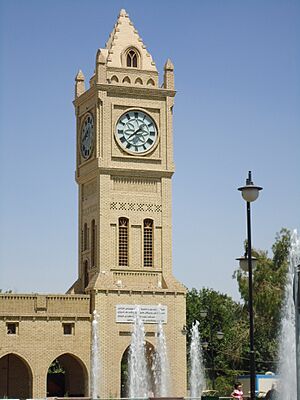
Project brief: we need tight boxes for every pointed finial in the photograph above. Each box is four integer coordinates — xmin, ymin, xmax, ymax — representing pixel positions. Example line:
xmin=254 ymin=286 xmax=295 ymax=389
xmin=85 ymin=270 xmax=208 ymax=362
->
xmin=75 ymin=70 xmax=85 ymax=98
xmin=164 ymin=59 xmax=174 ymax=71
xmin=75 ymin=69 xmax=85 ymax=81
xmin=163 ymin=59 xmax=175 ymax=89
xmin=119 ymin=9 xmax=128 ymax=17
xmin=96 ymin=49 xmax=106 ymax=65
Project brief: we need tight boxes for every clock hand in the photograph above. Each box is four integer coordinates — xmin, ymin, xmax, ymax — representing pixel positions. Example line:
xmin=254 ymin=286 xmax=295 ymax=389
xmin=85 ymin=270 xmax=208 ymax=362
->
xmin=127 ymin=128 xmax=142 ymax=140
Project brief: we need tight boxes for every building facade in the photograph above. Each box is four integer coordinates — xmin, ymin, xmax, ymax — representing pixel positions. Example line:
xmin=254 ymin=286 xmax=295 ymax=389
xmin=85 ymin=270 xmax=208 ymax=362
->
xmin=0 ymin=9 xmax=186 ymax=398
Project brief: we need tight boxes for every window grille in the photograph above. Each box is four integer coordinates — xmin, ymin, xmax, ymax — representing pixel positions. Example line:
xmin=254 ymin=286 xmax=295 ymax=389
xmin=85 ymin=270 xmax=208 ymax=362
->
xmin=127 ymin=50 xmax=138 ymax=68
xmin=144 ymin=219 xmax=153 ymax=267
xmin=119 ymin=218 xmax=128 ymax=266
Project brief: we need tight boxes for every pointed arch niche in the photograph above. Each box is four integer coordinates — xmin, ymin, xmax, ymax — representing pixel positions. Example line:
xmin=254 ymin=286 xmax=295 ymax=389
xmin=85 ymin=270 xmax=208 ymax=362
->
xmin=47 ymin=353 xmax=88 ymax=397
xmin=122 ymin=47 xmax=141 ymax=69
xmin=120 ymin=341 xmax=156 ymax=397
xmin=0 ymin=353 xmax=33 ymax=398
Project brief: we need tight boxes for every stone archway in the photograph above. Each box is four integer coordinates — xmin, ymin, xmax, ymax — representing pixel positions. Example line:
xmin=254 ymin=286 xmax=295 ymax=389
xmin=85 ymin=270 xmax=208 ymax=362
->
xmin=47 ymin=353 xmax=88 ymax=397
xmin=120 ymin=341 xmax=156 ymax=398
xmin=0 ymin=353 xmax=33 ymax=398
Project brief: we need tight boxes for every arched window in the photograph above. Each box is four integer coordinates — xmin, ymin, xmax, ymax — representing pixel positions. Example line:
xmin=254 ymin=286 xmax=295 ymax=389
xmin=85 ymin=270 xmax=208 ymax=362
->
xmin=83 ymin=260 xmax=89 ymax=288
xmin=144 ymin=219 xmax=153 ymax=267
xmin=126 ymin=49 xmax=138 ymax=68
xmin=119 ymin=217 xmax=129 ymax=266
xmin=83 ymin=223 xmax=88 ymax=251
xmin=91 ymin=219 xmax=96 ymax=267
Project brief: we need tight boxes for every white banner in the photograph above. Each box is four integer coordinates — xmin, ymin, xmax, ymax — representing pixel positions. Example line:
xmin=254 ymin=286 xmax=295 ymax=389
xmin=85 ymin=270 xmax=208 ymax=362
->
xmin=116 ymin=304 xmax=167 ymax=324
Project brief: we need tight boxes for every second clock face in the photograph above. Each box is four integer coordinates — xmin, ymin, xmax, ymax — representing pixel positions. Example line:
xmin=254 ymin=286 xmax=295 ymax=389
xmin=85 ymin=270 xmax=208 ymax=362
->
xmin=115 ymin=110 xmax=158 ymax=154
xmin=80 ymin=113 xmax=94 ymax=160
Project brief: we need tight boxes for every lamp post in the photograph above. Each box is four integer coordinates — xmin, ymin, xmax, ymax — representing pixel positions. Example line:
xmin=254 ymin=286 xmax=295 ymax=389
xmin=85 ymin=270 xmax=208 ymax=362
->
xmin=200 ymin=309 xmax=224 ymax=390
xmin=237 ymin=171 xmax=262 ymax=400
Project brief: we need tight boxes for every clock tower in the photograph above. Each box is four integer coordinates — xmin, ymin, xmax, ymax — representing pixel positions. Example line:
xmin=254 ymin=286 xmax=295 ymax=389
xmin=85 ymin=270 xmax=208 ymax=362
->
xmin=71 ymin=9 xmax=186 ymax=397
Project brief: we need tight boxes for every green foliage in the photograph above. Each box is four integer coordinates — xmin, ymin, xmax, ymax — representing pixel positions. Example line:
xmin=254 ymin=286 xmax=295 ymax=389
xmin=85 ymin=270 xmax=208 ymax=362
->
xmin=48 ymin=359 xmax=65 ymax=374
xmin=234 ymin=228 xmax=291 ymax=372
xmin=186 ymin=228 xmax=291 ymax=394
xmin=186 ymin=288 xmax=247 ymax=394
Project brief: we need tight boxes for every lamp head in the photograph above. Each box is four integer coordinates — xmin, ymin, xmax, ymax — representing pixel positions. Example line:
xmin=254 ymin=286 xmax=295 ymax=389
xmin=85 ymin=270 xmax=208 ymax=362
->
xmin=236 ymin=255 xmax=258 ymax=272
xmin=216 ymin=330 xmax=224 ymax=340
xmin=238 ymin=171 xmax=262 ymax=202
xmin=202 ymin=341 xmax=209 ymax=350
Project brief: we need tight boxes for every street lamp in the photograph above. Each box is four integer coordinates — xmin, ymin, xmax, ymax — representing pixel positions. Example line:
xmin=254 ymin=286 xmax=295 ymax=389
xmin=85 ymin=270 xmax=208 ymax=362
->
xmin=237 ymin=171 xmax=262 ymax=400
xmin=200 ymin=309 xmax=224 ymax=390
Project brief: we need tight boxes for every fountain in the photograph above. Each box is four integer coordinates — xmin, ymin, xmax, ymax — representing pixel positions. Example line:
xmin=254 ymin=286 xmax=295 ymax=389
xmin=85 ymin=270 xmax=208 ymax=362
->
xmin=91 ymin=310 xmax=100 ymax=399
xmin=277 ymin=229 xmax=300 ymax=400
xmin=153 ymin=308 xmax=171 ymax=396
xmin=189 ymin=320 xmax=206 ymax=398
xmin=128 ymin=307 xmax=150 ymax=398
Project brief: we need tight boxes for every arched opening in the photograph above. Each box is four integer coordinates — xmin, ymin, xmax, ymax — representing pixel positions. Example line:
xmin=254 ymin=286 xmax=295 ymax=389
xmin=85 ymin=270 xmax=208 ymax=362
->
xmin=0 ymin=353 xmax=33 ymax=398
xmin=91 ymin=219 xmax=96 ymax=267
xmin=119 ymin=217 xmax=129 ymax=266
xmin=47 ymin=353 xmax=88 ymax=397
xmin=144 ymin=219 xmax=154 ymax=267
xmin=126 ymin=49 xmax=138 ymax=68
xmin=83 ymin=259 xmax=89 ymax=289
xmin=120 ymin=341 xmax=155 ymax=398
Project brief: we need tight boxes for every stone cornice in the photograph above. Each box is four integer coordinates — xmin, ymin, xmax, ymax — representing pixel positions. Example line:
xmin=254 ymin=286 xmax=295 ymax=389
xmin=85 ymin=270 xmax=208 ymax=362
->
xmin=96 ymin=83 xmax=176 ymax=98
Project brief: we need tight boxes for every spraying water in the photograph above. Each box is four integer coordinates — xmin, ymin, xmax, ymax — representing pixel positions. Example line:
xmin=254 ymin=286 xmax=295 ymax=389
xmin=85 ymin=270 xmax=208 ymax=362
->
xmin=153 ymin=307 xmax=171 ymax=396
xmin=91 ymin=310 xmax=100 ymax=399
xmin=128 ymin=307 xmax=149 ymax=398
xmin=189 ymin=320 xmax=206 ymax=397
xmin=278 ymin=230 xmax=300 ymax=400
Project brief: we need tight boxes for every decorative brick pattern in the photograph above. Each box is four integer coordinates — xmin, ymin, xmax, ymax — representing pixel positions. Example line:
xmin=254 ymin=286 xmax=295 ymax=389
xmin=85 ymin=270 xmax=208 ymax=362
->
xmin=110 ymin=202 xmax=162 ymax=213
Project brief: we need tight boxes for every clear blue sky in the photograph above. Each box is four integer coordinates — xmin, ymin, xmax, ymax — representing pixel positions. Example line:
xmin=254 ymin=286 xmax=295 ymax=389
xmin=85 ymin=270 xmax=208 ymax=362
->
xmin=0 ymin=0 xmax=299 ymax=300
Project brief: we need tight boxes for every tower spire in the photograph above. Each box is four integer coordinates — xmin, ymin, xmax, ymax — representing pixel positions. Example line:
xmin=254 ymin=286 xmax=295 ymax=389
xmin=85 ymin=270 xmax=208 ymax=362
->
xmin=104 ymin=9 xmax=157 ymax=71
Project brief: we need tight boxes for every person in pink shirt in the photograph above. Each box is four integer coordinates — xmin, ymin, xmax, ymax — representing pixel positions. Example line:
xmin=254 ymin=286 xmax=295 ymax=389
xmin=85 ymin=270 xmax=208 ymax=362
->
xmin=231 ymin=382 xmax=244 ymax=400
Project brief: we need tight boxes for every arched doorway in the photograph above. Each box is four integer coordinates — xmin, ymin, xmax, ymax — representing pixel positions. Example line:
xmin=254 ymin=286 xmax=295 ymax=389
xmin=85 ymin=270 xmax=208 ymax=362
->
xmin=120 ymin=341 xmax=155 ymax=398
xmin=0 ymin=353 xmax=33 ymax=398
xmin=47 ymin=353 xmax=88 ymax=397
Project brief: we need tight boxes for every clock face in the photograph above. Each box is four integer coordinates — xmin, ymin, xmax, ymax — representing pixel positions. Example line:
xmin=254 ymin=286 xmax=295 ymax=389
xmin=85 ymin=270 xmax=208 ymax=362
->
xmin=80 ymin=113 xmax=94 ymax=159
xmin=115 ymin=110 xmax=158 ymax=154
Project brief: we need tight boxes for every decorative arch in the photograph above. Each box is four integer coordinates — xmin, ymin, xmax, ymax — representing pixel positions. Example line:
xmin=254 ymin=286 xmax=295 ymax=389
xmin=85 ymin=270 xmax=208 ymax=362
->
xmin=122 ymin=76 xmax=131 ymax=84
xmin=147 ymin=78 xmax=155 ymax=86
xmin=47 ymin=353 xmax=88 ymax=397
xmin=111 ymin=75 xmax=119 ymax=83
xmin=83 ymin=259 xmax=89 ymax=289
xmin=126 ymin=48 xmax=138 ymax=68
xmin=83 ymin=222 xmax=88 ymax=250
xmin=121 ymin=47 xmax=141 ymax=69
xmin=0 ymin=353 xmax=33 ymax=398
xmin=135 ymin=77 xmax=143 ymax=85
xmin=120 ymin=341 xmax=156 ymax=398
xmin=91 ymin=219 xmax=96 ymax=267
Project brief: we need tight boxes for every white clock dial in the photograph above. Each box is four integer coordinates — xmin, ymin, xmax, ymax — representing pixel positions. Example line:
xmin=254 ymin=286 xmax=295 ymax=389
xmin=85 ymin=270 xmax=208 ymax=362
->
xmin=115 ymin=110 xmax=158 ymax=154
xmin=80 ymin=113 xmax=94 ymax=159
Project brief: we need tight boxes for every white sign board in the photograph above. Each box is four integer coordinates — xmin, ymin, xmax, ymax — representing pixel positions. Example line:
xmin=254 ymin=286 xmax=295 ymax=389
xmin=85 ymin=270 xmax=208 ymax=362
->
xmin=116 ymin=305 xmax=167 ymax=324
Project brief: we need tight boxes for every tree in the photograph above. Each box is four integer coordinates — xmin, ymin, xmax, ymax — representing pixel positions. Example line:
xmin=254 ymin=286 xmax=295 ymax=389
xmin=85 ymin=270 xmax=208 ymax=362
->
xmin=234 ymin=228 xmax=291 ymax=372
xmin=186 ymin=288 xmax=248 ymax=394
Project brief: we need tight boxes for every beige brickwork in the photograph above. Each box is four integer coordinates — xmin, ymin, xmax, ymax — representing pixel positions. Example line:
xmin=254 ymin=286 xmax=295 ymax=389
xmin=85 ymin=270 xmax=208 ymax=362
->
xmin=0 ymin=294 xmax=90 ymax=397
xmin=0 ymin=9 xmax=187 ymax=398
